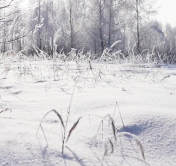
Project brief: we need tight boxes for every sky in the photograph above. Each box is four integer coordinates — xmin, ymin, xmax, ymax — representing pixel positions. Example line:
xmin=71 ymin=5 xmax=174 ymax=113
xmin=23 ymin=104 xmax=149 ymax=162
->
xmin=19 ymin=0 xmax=176 ymax=27
xmin=156 ymin=0 xmax=176 ymax=27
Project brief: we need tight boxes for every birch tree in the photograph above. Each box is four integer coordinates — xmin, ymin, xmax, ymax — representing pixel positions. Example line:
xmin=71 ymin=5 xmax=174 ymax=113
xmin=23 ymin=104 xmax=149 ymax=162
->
xmin=128 ymin=0 xmax=156 ymax=54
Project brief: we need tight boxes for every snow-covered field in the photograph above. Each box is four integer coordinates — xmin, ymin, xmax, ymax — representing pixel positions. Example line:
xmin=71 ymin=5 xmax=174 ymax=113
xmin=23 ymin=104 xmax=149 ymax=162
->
xmin=0 ymin=58 xmax=176 ymax=166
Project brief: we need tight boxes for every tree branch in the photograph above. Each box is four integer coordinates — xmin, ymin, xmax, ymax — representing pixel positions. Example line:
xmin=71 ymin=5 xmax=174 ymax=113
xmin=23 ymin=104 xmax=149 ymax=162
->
xmin=0 ymin=0 xmax=14 ymax=10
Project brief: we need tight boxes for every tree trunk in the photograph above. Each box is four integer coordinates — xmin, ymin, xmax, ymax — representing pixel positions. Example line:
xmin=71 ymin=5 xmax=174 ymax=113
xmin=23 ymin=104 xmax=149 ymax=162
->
xmin=99 ymin=0 xmax=104 ymax=54
xmin=38 ymin=0 xmax=42 ymax=50
xmin=136 ymin=0 xmax=140 ymax=54
xmin=108 ymin=0 xmax=112 ymax=48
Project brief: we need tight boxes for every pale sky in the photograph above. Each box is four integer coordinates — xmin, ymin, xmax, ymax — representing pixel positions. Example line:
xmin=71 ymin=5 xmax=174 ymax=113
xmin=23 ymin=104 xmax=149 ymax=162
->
xmin=19 ymin=0 xmax=176 ymax=27
xmin=156 ymin=0 xmax=176 ymax=27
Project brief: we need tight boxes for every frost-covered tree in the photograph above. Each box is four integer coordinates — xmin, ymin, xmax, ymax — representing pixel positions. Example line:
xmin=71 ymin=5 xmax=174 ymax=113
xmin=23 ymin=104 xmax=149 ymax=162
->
xmin=0 ymin=0 xmax=27 ymax=52
xmin=1 ymin=0 xmax=176 ymax=64
xmin=126 ymin=0 xmax=156 ymax=54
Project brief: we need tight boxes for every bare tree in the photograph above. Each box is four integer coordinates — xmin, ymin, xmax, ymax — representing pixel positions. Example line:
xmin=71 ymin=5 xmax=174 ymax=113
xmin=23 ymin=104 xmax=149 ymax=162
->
xmin=0 ymin=0 xmax=28 ymax=52
xmin=38 ymin=0 xmax=42 ymax=50
xmin=127 ymin=0 xmax=156 ymax=54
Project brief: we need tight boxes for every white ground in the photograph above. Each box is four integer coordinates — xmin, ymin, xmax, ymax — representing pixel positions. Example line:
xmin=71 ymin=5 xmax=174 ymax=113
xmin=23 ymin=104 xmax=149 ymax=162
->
xmin=0 ymin=59 xmax=176 ymax=166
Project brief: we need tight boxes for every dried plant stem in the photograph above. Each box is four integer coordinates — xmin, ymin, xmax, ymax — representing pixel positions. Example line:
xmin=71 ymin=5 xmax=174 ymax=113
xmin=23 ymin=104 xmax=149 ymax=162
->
xmin=0 ymin=108 xmax=12 ymax=114
xmin=117 ymin=155 xmax=150 ymax=166
xmin=62 ymin=83 xmax=77 ymax=153
xmin=116 ymin=102 xmax=125 ymax=127
xmin=118 ymin=132 xmax=145 ymax=161
xmin=66 ymin=116 xmax=83 ymax=142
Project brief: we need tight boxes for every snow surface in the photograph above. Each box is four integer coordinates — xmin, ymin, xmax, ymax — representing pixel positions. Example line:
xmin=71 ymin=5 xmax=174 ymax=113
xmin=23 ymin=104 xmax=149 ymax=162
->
xmin=0 ymin=59 xmax=176 ymax=166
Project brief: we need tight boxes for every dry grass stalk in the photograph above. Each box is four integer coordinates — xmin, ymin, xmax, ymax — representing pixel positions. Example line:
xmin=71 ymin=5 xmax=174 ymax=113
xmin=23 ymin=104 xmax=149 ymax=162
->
xmin=117 ymin=155 xmax=151 ymax=166
xmin=116 ymin=102 xmax=125 ymax=127
xmin=39 ymin=123 xmax=48 ymax=144
xmin=66 ymin=117 xmax=82 ymax=143
xmin=37 ymin=109 xmax=65 ymax=135
xmin=52 ymin=109 xmax=65 ymax=129
xmin=90 ymin=132 xmax=109 ymax=148
xmin=160 ymin=75 xmax=170 ymax=82
xmin=96 ymin=115 xmax=109 ymax=134
xmin=0 ymin=108 xmax=12 ymax=114
xmin=119 ymin=132 xmax=145 ymax=161
xmin=89 ymin=60 xmax=92 ymax=70
xmin=103 ymin=144 xmax=108 ymax=160
xmin=109 ymin=115 xmax=117 ymax=142
xmin=109 ymin=139 xmax=114 ymax=154
xmin=136 ymin=139 xmax=145 ymax=160
xmin=0 ymin=82 xmax=23 ymax=101
xmin=0 ymin=68 xmax=10 ymax=79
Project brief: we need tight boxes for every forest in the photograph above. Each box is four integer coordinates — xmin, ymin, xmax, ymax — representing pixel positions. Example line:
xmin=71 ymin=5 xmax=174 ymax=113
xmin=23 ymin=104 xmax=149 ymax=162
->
xmin=1 ymin=0 xmax=176 ymax=63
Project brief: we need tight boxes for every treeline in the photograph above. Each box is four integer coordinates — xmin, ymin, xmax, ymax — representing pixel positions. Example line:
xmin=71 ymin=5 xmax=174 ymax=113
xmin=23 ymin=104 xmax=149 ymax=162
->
xmin=1 ymin=0 xmax=176 ymax=63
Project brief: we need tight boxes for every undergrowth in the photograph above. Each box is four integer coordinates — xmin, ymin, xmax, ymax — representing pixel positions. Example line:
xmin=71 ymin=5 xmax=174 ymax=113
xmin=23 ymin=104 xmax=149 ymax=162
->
xmin=37 ymin=89 xmax=150 ymax=165
xmin=0 ymin=45 xmax=175 ymax=165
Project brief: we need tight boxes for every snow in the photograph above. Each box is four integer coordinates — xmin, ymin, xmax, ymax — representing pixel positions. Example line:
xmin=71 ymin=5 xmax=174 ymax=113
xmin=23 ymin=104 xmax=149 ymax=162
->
xmin=0 ymin=58 xmax=176 ymax=165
